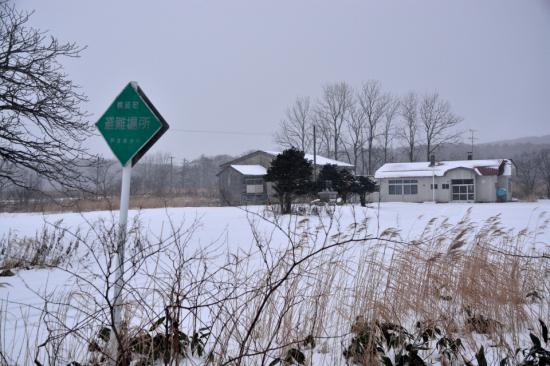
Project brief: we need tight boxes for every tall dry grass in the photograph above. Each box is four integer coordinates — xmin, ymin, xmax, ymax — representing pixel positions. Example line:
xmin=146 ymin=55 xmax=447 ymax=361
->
xmin=0 ymin=188 xmax=220 ymax=213
xmin=0 ymin=207 xmax=548 ymax=365
xmin=221 ymin=208 xmax=549 ymax=364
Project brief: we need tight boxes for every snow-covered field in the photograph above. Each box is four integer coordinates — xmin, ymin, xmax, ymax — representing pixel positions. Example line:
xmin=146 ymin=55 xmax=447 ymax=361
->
xmin=0 ymin=201 xmax=549 ymax=365
xmin=2 ymin=201 xmax=549 ymax=252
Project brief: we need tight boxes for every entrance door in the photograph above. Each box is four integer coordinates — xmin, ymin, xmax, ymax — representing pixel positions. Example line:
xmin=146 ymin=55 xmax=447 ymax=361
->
xmin=451 ymin=179 xmax=474 ymax=202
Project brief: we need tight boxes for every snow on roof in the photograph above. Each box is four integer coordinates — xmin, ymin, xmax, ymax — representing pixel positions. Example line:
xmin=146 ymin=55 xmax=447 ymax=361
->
xmin=263 ymin=151 xmax=353 ymax=167
xmin=374 ymin=159 xmax=513 ymax=179
xmin=230 ymin=165 xmax=267 ymax=176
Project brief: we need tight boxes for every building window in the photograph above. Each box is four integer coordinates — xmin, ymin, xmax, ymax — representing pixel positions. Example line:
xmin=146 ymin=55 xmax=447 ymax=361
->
xmin=430 ymin=184 xmax=438 ymax=189
xmin=245 ymin=178 xmax=264 ymax=194
xmin=451 ymin=179 xmax=474 ymax=201
xmin=442 ymin=183 xmax=449 ymax=189
xmin=388 ymin=180 xmax=402 ymax=195
xmin=388 ymin=179 xmax=417 ymax=195
xmin=451 ymin=179 xmax=473 ymax=185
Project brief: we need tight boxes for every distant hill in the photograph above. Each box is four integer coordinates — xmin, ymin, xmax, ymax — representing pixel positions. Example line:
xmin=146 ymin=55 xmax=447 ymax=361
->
xmin=482 ymin=135 xmax=550 ymax=146
xmin=406 ymin=135 xmax=550 ymax=162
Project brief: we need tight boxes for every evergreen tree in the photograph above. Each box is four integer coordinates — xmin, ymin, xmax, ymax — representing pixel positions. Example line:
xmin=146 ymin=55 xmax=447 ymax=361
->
xmin=265 ymin=148 xmax=312 ymax=214
xmin=337 ymin=169 xmax=356 ymax=203
xmin=353 ymin=176 xmax=377 ymax=207
xmin=318 ymin=164 xmax=355 ymax=203
xmin=317 ymin=164 xmax=339 ymax=192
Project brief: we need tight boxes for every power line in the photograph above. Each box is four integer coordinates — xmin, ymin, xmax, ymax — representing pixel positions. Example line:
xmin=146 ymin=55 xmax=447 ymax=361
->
xmin=169 ymin=128 xmax=272 ymax=137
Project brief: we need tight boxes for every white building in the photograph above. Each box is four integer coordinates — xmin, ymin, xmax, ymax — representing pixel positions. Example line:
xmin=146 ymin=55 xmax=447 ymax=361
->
xmin=374 ymin=158 xmax=515 ymax=203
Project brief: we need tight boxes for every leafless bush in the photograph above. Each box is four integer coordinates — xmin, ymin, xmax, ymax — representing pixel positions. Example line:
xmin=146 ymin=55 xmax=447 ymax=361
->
xmin=0 ymin=221 xmax=81 ymax=270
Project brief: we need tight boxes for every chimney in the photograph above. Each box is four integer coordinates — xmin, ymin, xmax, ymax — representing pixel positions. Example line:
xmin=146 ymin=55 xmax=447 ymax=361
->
xmin=467 ymin=152 xmax=473 ymax=160
xmin=429 ymin=154 xmax=435 ymax=167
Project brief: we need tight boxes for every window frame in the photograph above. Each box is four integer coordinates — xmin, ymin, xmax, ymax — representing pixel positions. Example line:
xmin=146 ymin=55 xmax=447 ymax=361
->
xmin=388 ymin=179 xmax=418 ymax=195
xmin=244 ymin=177 xmax=264 ymax=195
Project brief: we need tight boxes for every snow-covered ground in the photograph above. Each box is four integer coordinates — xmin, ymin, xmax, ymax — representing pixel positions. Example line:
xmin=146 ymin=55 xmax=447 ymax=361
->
xmin=2 ymin=201 xmax=549 ymax=251
xmin=0 ymin=201 xmax=548 ymax=365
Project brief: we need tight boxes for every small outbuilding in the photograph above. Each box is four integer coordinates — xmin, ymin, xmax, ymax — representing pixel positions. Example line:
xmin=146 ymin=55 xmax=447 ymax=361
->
xmin=217 ymin=150 xmax=353 ymax=205
xmin=374 ymin=158 xmax=516 ymax=203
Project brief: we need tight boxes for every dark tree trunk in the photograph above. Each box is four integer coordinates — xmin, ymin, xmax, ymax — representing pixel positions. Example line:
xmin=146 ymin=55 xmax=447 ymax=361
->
xmin=359 ymin=193 xmax=366 ymax=207
xmin=284 ymin=193 xmax=292 ymax=214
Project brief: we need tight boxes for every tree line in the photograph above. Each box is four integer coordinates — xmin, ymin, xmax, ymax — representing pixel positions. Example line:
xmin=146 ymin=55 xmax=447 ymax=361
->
xmin=1 ymin=1 xmax=548 ymax=208
xmin=265 ymin=148 xmax=376 ymax=214
xmin=514 ymin=148 xmax=550 ymax=199
xmin=274 ymin=81 xmax=463 ymax=175
xmin=0 ymin=153 xmax=231 ymax=209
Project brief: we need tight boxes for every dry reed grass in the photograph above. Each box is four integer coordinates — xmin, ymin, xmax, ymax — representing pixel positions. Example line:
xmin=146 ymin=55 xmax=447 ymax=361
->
xmin=0 ymin=208 xmax=548 ymax=365
xmin=0 ymin=189 xmax=220 ymax=214
xmin=224 ymin=208 xmax=549 ymax=364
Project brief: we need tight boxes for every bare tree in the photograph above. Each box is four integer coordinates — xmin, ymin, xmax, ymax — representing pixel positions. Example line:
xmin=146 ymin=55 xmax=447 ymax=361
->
xmin=315 ymin=82 xmax=353 ymax=161
xmin=379 ymin=95 xmax=399 ymax=164
xmin=274 ymin=96 xmax=312 ymax=152
xmin=538 ymin=148 xmax=550 ymax=198
xmin=343 ymin=103 xmax=365 ymax=174
xmin=515 ymin=151 xmax=540 ymax=198
xmin=92 ymin=156 xmax=116 ymax=198
xmin=314 ymin=114 xmax=333 ymax=158
xmin=134 ymin=152 xmax=171 ymax=196
xmin=398 ymin=92 xmax=419 ymax=162
xmin=419 ymin=92 xmax=463 ymax=161
xmin=0 ymin=2 xmax=92 ymax=190
xmin=357 ymin=80 xmax=390 ymax=175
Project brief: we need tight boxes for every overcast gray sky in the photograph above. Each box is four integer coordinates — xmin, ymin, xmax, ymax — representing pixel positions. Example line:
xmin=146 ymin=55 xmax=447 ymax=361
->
xmin=19 ymin=0 xmax=550 ymax=161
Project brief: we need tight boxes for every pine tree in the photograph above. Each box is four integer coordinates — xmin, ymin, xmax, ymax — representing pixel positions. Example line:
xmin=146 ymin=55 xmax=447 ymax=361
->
xmin=353 ymin=176 xmax=377 ymax=207
xmin=265 ymin=148 xmax=312 ymax=214
xmin=318 ymin=164 xmax=355 ymax=203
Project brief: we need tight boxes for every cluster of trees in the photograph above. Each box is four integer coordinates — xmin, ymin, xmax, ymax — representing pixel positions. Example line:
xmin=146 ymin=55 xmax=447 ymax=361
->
xmin=1 ymin=1 xmax=548 ymax=208
xmin=130 ymin=153 xmax=231 ymax=196
xmin=275 ymin=81 xmax=463 ymax=175
xmin=0 ymin=2 xmax=230 ymax=208
xmin=0 ymin=153 xmax=231 ymax=208
xmin=265 ymin=148 xmax=377 ymax=214
xmin=514 ymin=148 xmax=550 ymax=199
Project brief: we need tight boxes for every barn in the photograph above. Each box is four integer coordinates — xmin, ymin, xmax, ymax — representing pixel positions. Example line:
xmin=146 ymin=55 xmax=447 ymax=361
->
xmin=217 ymin=150 xmax=353 ymax=205
xmin=374 ymin=157 xmax=516 ymax=203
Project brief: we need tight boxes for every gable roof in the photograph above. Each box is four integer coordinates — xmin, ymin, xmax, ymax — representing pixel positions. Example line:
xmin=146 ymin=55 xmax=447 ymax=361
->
xmin=374 ymin=159 xmax=514 ymax=179
xmin=263 ymin=151 xmax=353 ymax=167
xmin=230 ymin=165 xmax=267 ymax=176
xmin=220 ymin=149 xmax=353 ymax=169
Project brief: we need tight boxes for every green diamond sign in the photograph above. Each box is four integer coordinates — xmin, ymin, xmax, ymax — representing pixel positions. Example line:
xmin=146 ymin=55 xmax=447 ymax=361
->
xmin=96 ymin=82 xmax=169 ymax=166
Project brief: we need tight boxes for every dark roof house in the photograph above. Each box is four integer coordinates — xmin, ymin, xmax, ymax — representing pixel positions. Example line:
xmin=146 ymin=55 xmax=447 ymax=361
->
xmin=218 ymin=150 xmax=353 ymax=205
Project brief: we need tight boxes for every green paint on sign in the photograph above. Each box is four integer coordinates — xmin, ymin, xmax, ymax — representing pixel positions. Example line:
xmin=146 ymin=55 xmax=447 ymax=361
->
xmin=96 ymin=82 xmax=167 ymax=166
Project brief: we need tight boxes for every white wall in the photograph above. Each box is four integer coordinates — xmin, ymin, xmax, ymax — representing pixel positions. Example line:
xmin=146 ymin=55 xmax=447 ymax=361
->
xmin=378 ymin=168 xmax=497 ymax=203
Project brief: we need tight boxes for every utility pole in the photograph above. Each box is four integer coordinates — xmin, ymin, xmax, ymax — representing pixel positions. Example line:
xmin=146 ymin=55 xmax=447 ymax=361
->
xmin=313 ymin=124 xmax=317 ymax=182
xmin=181 ymin=159 xmax=187 ymax=189
xmin=469 ymin=129 xmax=477 ymax=159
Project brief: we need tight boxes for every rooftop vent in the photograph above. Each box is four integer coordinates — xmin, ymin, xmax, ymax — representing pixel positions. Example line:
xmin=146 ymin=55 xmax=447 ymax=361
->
xmin=429 ymin=155 xmax=435 ymax=167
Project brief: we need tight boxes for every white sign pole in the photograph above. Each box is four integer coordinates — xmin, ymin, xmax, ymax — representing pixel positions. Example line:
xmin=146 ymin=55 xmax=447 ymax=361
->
xmin=112 ymin=161 xmax=132 ymax=362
